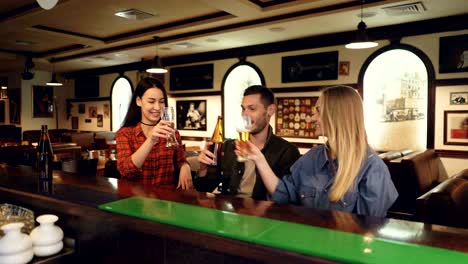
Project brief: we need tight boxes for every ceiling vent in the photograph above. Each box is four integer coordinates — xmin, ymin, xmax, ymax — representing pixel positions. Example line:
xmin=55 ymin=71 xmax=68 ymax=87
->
xmin=114 ymin=9 xmax=155 ymax=20
xmin=382 ymin=2 xmax=426 ymax=16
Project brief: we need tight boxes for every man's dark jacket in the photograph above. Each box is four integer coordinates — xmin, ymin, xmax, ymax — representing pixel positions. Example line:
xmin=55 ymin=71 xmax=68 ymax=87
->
xmin=193 ymin=126 xmax=300 ymax=200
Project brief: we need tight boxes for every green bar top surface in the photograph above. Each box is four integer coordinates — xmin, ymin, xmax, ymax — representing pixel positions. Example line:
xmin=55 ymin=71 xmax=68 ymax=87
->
xmin=98 ymin=196 xmax=468 ymax=264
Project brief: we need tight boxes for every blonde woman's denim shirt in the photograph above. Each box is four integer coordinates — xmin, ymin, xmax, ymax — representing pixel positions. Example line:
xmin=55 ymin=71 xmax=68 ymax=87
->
xmin=271 ymin=145 xmax=398 ymax=217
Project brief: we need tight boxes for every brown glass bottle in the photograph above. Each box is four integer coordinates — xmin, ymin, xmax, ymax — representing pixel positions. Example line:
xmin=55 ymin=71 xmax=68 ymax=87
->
xmin=208 ymin=116 xmax=223 ymax=168
xmin=37 ymin=125 xmax=54 ymax=180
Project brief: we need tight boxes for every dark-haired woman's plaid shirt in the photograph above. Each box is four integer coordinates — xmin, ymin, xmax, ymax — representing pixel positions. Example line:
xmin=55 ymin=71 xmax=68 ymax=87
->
xmin=116 ymin=123 xmax=187 ymax=186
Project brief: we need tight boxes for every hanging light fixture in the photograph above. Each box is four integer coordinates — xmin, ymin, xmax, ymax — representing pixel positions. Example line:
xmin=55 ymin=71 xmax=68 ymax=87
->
xmin=146 ymin=56 xmax=167 ymax=74
xmin=146 ymin=37 xmax=167 ymax=74
xmin=47 ymin=62 xmax=63 ymax=86
xmin=345 ymin=0 xmax=378 ymax=49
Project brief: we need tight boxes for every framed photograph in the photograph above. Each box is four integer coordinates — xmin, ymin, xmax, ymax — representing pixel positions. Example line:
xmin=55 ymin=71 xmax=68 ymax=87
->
xmin=450 ymin=92 xmax=468 ymax=105
xmin=444 ymin=110 xmax=468 ymax=146
xmin=176 ymin=100 xmax=207 ymax=131
xmin=88 ymin=106 xmax=97 ymax=118
xmin=439 ymin=34 xmax=468 ymax=73
xmin=78 ymin=103 xmax=85 ymax=114
xmin=103 ymin=104 xmax=110 ymax=118
xmin=170 ymin=64 xmax=214 ymax=91
xmin=7 ymin=88 xmax=21 ymax=124
xmin=97 ymin=114 xmax=103 ymax=127
xmin=282 ymin=51 xmax=338 ymax=83
xmin=71 ymin=116 xmax=79 ymax=129
xmin=275 ymin=97 xmax=319 ymax=138
xmin=339 ymin=61 xmax=350 ymax=76
xmin=32 ymin=85 xmax=54 ymax=118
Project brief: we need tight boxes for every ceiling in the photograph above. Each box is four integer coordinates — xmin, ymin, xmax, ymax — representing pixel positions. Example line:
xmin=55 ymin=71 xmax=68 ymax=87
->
xmin=1 ymin=0 xmax=467 ymax=74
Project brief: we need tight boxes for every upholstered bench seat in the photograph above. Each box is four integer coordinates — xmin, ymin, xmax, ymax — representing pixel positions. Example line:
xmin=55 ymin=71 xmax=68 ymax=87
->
xmin=416 ymin=169 xmax=468 ymax=228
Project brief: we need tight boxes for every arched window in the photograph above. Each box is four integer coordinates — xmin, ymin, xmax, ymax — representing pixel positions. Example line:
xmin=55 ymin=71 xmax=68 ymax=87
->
xmin=111 ymin=76 xmax=133 ymax=132
xmin=222 ymin=61 xmax=265 ymax=139
xmin=359 ymin=44 xmax=435 ymax=151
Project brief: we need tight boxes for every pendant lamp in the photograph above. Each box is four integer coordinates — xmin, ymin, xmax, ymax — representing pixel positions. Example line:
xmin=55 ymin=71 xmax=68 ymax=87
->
xmin=47 ymin=63 xmax=63 ymax=86
xmin=146 ymin=56 xmax=167 ymax=74
xmin=146 ymin=38 xmax=167 ymax=74
xmin=37 ymin=0 xmax=58 ymax=10
xmin=345 ymin=0 xmax=378 ymax=49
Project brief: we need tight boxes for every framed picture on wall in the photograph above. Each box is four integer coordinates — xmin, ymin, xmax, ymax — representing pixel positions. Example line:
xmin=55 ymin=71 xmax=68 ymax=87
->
xmin=7 ymin=88 xmax=21 ymax=124
xmin=275 ymin=97 xmax=319 ymax=138
xmin=444 ymin=110 xmax=468 ymax=146
xmin=450 ymin=92 xmax=468 ymax=105
xmin=282 ymin=51 xmax=338 ymax=83
xmin=32 ymin=85 xmax=54 ymax=118
xmin=97 ymin=114 xmax=103 ymax=127
xmin=170 ymin=64 xmax=213 ymax=91
xmin=89 ymin=106 xmax=97 ymax=118
xmin=439 ymin=34 xmax=468 ymax=73
xmin=71 ymin=116 xmax=79 ymax=129
xmin=176 ymin=100 xmax=207 ymax=131
xmin=78 ymin=104 xmax=85 ymax=114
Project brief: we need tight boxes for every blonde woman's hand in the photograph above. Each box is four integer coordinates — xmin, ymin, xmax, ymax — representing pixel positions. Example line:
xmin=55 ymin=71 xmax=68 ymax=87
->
xmin=235 ymin=141 xmax=265 ymax=163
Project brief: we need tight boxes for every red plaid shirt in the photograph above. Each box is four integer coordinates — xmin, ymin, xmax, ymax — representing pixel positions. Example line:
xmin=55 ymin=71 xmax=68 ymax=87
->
xmin=116 ymin=123 xmax=187 ymax=186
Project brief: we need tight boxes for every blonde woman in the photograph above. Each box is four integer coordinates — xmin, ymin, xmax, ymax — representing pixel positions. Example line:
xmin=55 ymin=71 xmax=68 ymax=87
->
xmin=242 ymin=85 xmax=397 ymax=217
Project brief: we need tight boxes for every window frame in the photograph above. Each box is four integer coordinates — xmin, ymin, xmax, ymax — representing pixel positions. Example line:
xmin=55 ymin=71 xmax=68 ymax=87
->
xmin=358 ymin=43 xmax=436 ymax=149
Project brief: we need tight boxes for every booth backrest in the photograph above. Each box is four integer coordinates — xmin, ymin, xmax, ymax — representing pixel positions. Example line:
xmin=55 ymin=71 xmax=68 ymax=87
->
xmin=386 ymin=149 xmax=445 ymax=216
xmin=0 ymin=125 xmax=21 ymax=142
xmin=416 ymin=169 xmax=468 ymax=228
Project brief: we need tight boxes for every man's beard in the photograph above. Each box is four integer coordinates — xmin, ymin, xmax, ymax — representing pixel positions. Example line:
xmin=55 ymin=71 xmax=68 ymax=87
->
xmin=250 ymin=114 xmax=268 ymax=135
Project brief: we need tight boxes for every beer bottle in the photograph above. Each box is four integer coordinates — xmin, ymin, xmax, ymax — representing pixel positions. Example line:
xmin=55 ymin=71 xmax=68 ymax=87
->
xmin=208 ymin=116 xmax=223 ymax=168
xmin=37 ymin=125 xmax=54 ymax=180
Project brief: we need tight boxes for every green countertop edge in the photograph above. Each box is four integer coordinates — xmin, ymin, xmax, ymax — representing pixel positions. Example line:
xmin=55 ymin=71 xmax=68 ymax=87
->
xmin=98 ymin=196 xmax=468 ymax=264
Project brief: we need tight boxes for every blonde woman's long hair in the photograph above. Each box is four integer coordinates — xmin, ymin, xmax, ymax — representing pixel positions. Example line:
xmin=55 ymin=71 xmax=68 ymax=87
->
xmin=319 ymin=86 xmax=368 ymax=202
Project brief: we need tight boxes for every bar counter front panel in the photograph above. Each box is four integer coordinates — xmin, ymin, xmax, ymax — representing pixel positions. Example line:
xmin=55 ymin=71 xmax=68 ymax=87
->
xmin=0 ymin=164 xmax=467 ymax=263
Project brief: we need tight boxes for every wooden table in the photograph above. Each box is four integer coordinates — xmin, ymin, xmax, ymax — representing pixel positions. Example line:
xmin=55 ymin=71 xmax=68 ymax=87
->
xmin=0 ymin=164 xmax=467 ymax=263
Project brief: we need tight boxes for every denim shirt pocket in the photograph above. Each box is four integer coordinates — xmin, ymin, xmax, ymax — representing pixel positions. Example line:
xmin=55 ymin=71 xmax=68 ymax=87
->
xmin=330 ymin=191 xmax=358 ymax=212
xmin=298 ymin=186 xmax=317 ymax=207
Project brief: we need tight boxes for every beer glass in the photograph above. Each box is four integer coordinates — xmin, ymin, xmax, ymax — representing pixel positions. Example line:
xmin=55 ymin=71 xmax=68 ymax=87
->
xmin=162 ymin=106 xmax=179 ymax=147
xmin=236 ymin=115 xmax=252 ymax=162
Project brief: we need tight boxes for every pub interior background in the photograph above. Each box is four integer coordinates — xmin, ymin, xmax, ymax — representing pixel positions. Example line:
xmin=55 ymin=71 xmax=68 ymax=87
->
xmin=0 ymin=0 xmax=467 ymax=177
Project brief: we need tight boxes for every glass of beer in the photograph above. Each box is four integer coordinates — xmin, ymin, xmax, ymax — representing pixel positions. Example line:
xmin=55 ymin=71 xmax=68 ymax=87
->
xmin=236 ymin=115 xmax=252 ymax=162
xmin=162 ymin=106 xmax=179 ymax=147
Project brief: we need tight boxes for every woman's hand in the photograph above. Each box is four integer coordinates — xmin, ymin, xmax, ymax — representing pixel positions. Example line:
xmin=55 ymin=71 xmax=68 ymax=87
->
xmin=235 ymin=141 xmax=265 ymax=163
xmin=149 ymin=120 xmax=174 ymax=143
xmin=177 ymin=163 xmax=193 ymax=190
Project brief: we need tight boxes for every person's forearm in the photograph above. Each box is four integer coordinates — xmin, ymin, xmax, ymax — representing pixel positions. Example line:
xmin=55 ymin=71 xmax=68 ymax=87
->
xmin=255 ymin=158 xmax=279 ymax=194
xmin=131 ymin=138 xmax=156 ymax=168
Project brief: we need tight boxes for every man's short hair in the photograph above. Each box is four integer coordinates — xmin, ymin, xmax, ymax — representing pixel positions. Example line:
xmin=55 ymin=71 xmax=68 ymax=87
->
xmin=243 ymin=85 xmax=275 ymax=107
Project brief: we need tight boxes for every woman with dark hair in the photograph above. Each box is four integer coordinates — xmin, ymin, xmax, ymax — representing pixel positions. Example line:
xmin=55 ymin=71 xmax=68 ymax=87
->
xmin=243 ymin=85 xmax=397 ymax=217
xmin=116 ymin=77 xmax=192 ymax=189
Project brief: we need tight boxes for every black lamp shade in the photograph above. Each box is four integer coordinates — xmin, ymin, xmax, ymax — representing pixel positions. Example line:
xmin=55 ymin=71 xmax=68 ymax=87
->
xmin=146 ymin=56 xmax=167 ymax=74
xmin=46 ymin=73 xmax=63 ymax=86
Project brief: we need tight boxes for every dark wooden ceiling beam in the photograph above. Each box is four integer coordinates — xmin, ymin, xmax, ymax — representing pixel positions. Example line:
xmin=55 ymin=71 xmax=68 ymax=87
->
xmin=64 ymin=13 xmax=468 ymax=78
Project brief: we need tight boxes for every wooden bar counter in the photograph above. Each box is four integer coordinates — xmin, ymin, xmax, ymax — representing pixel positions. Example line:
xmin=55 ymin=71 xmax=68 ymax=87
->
xmin=0 ymin=163 xmax=467 ymax=263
